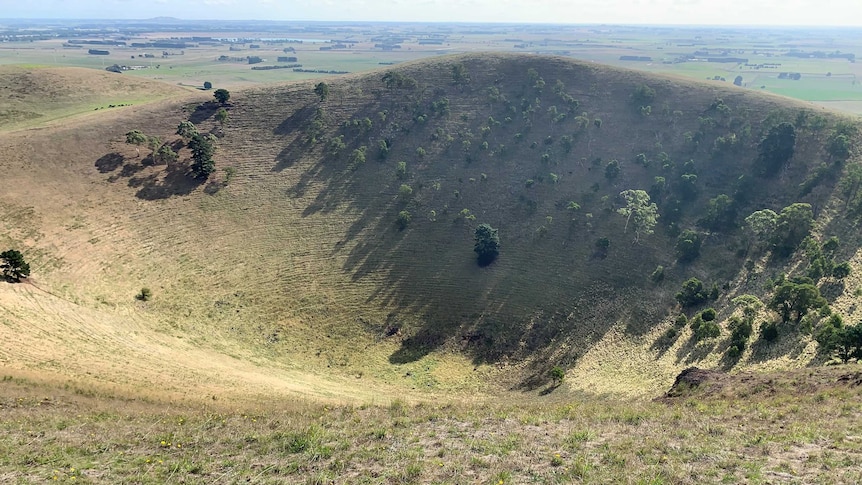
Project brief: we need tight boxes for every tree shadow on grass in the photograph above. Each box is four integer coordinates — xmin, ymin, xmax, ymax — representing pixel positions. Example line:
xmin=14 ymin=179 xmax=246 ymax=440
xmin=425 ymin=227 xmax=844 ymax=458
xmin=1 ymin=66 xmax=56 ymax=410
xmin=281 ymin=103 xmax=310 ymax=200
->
xmin=131 ymin=163 xmax=205 ymax=200
xmin=820 ymin=280 xmax=846 ymax=302
xmin=675 ymin=334 xmax=717 ymax=365
xmin=96 ymin=147 xmax=203 ymax=200
xmin=188 ymin=101 xmax=221 ymax=124
xmin=746 ymin=328 xmax=810 ymax=365
xmin=95 ymin=152 xmax=125 ymax=173
xmin=271 ymin=106 xmax=320 ymax=172
xmin=650 ymin=326 xmax=683 ymax=359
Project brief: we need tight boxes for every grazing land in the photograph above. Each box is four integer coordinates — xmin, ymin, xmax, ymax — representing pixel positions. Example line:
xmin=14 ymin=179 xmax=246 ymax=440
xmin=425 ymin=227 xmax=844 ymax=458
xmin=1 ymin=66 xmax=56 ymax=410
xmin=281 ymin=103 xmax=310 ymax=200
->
xmin=2 ymin=25 xmax=862 ymax=481
xmin=2 ymin=20 xmax=862 ymax=113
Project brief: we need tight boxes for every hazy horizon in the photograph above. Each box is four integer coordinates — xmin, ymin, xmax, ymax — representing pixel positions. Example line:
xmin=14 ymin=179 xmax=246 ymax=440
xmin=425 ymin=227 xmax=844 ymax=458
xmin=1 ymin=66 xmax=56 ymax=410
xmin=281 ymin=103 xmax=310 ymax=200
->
xmin=2 ymin=0 xmax=861 ymax=27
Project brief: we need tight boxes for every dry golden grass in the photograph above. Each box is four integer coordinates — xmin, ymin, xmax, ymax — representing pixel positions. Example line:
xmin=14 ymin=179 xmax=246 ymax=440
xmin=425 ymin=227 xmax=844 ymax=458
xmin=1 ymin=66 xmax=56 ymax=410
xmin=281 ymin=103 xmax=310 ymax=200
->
xmin=0 ymin=66 xmax=191 ymax=132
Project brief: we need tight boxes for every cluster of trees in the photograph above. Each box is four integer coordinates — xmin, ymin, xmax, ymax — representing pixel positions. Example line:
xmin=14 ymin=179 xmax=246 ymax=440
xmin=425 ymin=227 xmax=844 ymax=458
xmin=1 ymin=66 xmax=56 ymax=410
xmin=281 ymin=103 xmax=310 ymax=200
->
xmin=184 ymin=123 xmax=216 ymax=177
xmin=690 ymin=307 xmax=720 ymax=341
xmin=382 ymin=71 xmax=417 ymax=89
xmin=745 ymin=203 xmax=814 ymax=257
xmin=767 ymin=276 xmax=826 ymax=323
xmin=279 ymin=62 xmax=859 ymax=364
xmin=802 ymin=236 xmax=851 ymax=281
xmin=725 ymin=295 xmax=760 ymax=357
xmin=675 ymin=230 xmax=702 ymax=263
xmin=125 ymin=130 xmax=178 ymax=165
xmin=125 ymin=120 xmax=219 ymax=180
xmin=816 ymin=315 xmax=862 ymax=362
xmin=675 ymin=277 xmax=717 ymax=308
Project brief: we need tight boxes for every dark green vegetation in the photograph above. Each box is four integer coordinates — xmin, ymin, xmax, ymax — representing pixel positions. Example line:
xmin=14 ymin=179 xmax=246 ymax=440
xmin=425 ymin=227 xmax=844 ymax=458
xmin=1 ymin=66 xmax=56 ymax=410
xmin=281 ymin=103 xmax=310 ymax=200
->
xmin=189 ymin=132 xmax=218 ymax=179
xmin=213 ymin=88 xmax=230 ymax=105
xmin=474 ymin=223 xmax=500 ymax=266
xmin=0 ymin=249 xmax=30 ymax=282
xmin=262 ymin=57 xmax=836 ymax=359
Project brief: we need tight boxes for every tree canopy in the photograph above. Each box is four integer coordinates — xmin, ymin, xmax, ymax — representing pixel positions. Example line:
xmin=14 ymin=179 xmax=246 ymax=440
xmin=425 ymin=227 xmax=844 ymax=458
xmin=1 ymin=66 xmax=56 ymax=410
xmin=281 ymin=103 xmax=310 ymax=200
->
xmin=768 ymin=278 xmax=826 ymax=323
xmin=617 ymin=189 xmax=658 ymax=243
xmin=773 ymin=203 xmax=813 ymax=257
xmin=757 ymin=122 xmax=796 ymax=176
xmin=176 ymin=121 xmax=198 ymax=140
xmin=215 ymin=108 xmax=229 ymax=125
xmin=474 ymin=224 xmax=500 ymax=267
xmin=1 ymin=249 xmax=30 ymax=282
xmin=213 ymin=88 xmax=231 ymax=105
xmin=314 ymin=82 xmax=330 ymax=102
xmin=675 ymin=229 xmax=702 ymax=263
xmin=189 ymin=133 xmax=217 ymax=179
xmin=125 ymin=130 xmax=148 ymax=146
xmin=676 ymin=277 xmax=708 ymax=308
xmin=745 ymin=209 xmax=778 ymax=250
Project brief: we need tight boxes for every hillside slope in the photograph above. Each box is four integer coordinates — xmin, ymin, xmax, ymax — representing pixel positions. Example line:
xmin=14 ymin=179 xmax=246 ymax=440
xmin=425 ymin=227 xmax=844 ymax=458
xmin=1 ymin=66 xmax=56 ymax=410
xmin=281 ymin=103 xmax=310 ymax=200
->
xmin=1 ymin=54 xmax=861 ymax=397
xmin=0 ymin=66 xmax=190 ymax=131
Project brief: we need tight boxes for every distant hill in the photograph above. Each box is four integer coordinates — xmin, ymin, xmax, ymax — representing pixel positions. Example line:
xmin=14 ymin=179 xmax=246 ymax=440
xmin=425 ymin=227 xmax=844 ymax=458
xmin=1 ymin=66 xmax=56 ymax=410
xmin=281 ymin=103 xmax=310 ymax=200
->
xmin=1 ymin=54 xmax=860 ymax=397
xmin=0 ymin=66 xmax=189 ymax=131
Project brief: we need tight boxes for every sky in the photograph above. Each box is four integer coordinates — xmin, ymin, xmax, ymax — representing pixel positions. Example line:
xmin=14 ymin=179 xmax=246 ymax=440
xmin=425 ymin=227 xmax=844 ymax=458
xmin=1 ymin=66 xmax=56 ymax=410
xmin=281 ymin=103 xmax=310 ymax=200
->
xmin=2 ymin=0 xmax=862 ymax=26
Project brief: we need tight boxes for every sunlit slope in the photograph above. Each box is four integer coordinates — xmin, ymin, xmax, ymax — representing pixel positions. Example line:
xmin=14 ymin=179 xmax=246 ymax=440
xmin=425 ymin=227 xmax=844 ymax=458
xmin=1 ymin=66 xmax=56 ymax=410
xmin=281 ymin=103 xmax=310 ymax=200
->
xmin=0 ymin=66 xmax=190 ymax=131
xmin=1 ymin=54 xmax=861 ymax=398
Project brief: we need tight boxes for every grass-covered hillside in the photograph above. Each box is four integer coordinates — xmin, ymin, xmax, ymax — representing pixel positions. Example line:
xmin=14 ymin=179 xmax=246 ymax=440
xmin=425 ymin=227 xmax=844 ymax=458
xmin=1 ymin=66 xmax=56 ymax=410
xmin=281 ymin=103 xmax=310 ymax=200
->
xmin=0 ymin=66 xmax=190 ymax=131
xmin=1 ymin=53 xmax=862 ymax=399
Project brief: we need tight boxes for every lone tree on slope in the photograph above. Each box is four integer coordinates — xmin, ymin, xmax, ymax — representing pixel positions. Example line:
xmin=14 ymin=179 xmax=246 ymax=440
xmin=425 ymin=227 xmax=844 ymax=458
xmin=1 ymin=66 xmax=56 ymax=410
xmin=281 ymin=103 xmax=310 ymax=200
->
xmin=617 ymin=189 xmax=658 ymax=244
xmin=474 ymin=223 xmax=500 ymax=267
xmin=1 ymin=249 xmax=30 ymax=282
xmin=213 ymin=88 xmax=231 ymax=105
xmin=215 ymin=107 xmax=229 ymax=126
xmin=314 ymin=82 xmax=329 ymax=102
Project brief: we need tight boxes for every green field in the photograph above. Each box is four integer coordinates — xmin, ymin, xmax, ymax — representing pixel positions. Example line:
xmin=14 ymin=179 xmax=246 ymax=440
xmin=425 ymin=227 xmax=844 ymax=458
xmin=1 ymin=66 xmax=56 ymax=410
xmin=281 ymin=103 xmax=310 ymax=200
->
xmin=3 ymin=22 xmax=862 ymax=113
